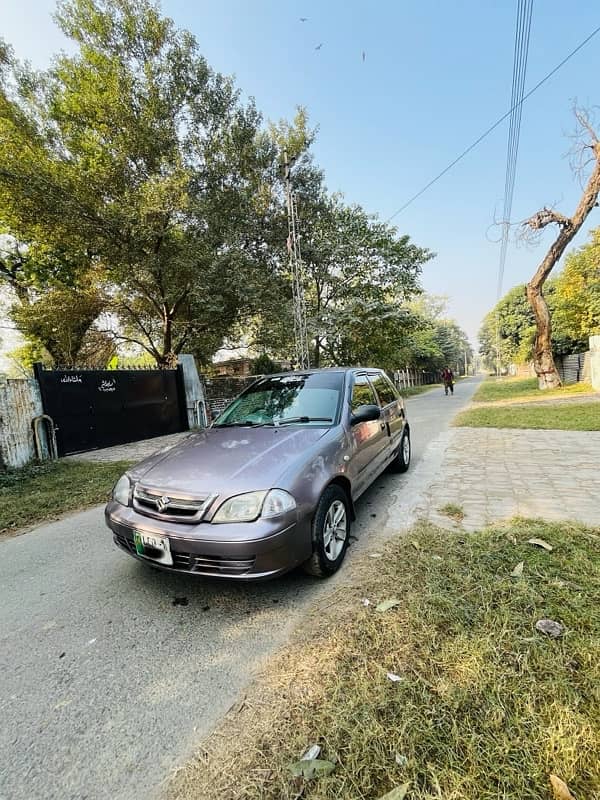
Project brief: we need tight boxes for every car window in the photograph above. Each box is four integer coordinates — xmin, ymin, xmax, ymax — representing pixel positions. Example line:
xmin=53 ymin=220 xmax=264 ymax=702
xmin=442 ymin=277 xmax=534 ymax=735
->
xmin=350 ymin=374 xmax=378 ymax=411
xmin=369 ymin=373 xmax=397 ymax=407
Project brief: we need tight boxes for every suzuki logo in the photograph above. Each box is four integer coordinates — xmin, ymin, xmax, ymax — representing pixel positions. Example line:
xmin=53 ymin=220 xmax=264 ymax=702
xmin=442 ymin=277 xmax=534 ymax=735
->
xmin=156 ymin=495 xmax=171 ymax=513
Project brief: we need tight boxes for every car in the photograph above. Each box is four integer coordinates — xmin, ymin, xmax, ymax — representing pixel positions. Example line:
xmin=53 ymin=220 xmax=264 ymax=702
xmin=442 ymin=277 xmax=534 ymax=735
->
xmin=105 ymin=367 xmax=410 ymax=580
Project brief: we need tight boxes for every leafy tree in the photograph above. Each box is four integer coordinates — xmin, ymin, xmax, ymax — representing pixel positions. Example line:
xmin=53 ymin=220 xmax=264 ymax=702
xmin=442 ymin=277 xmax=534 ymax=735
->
xmin=553 ymin=228 xmax=600 ymax=344
xmin=0 ymin=0 xmax=276 ymax=366
xmin=252 ymin=353 xmax=279 ymax=375
xmin=11 ymin=273 xmax=108 ymax=367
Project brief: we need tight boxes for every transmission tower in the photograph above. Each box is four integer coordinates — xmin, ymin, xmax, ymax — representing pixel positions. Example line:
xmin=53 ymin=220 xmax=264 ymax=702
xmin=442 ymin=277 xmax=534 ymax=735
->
xmin=283 ymin=152 xmax=310 ymax=369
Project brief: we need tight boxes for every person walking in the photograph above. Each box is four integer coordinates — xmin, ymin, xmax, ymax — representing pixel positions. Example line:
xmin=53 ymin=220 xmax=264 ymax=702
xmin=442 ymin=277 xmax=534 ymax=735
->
xmin=441 ymin=366 xmax=454 ymax=395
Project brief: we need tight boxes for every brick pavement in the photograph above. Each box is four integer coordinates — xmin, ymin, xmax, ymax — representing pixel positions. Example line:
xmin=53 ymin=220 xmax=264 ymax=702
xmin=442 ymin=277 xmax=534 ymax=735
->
xmin=419 ymin=427 xmax=600 ymax=530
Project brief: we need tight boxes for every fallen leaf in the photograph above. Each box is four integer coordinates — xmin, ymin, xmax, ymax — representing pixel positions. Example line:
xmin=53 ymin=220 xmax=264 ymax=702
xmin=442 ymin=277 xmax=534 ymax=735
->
xmin=510 ymin=561 xmax=524 ymax=578
xmin=550 ymin=774 xmax=575 ymax=800
xmin=507 ymin=534 xmax=517 ymax=545
xmin=360 ymin=598 xmax=371 ymax=607
xmin=378 ymin=783 xmax=410 ymax=800
xmin=528 ymin=537 xmax=553 ymax=552
xmin=376 ymin=598 xmax=402 ymax=612
xmin=431 ymin=555 xmax=443 ymax=561
xmin=387 ymin=672 xmax=403 ymax=682
xmin=300 ymin=744 xmax=321 ymax=761
xmin=395 ymin=753 xmax=408 ymax=766
xmin=289 ymin=759 xmax=336 ymax=780
xmin=410 ymin=540 xmax=422 ymax=552
xmin=369 ymin=553 xmax=383 ymax=559
xmin=535 ymin=619 xmax=564 ymax=638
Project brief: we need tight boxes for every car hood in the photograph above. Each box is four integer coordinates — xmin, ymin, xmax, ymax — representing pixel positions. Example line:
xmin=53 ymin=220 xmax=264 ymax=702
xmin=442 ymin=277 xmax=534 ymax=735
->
xmin=131 ymin=426 xmax=330 ymax=495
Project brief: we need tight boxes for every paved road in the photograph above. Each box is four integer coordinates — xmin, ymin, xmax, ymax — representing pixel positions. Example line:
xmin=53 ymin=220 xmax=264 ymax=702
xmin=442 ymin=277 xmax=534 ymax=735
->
xmin=0 ymin=378 xmax=480 ymax=800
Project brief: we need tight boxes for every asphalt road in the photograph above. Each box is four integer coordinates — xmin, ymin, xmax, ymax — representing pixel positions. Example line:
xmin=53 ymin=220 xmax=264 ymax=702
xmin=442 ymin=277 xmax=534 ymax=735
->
xmin=0 ymin=378 xmax=480 ymax=800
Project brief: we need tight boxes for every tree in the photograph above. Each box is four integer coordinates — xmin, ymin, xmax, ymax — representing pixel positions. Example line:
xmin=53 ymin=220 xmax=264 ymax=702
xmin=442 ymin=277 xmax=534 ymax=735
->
xmin=523 ymin=109 xmax=600 ymax=388
xmin=553 ymin=227 xmax=600 ymax=344
xmin=0 ymin=0 xmax=276 ymax=366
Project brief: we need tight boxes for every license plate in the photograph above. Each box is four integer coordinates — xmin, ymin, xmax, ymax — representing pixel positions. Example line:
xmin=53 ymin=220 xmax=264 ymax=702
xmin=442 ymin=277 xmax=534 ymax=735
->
xmin=133 ymin=530 xmax=173 ymax=566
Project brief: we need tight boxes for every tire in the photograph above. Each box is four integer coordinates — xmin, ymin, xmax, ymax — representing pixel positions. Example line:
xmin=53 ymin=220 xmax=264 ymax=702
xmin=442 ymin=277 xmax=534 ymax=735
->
xmin=389 ymin=429 xmax=411 ymax=473
xmin=303 ymin=485 xmax=350 ymax=578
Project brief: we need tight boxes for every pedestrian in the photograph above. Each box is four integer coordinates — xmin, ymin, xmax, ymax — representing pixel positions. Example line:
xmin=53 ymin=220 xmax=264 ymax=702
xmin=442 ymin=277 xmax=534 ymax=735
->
xmin=441 ymin=366 xmax=454 ymax=395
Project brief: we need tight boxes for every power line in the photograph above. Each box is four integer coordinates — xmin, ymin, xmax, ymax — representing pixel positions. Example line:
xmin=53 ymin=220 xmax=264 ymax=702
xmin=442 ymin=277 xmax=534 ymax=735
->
xmin=495 ymin=0 xmax=534 ymax=376
xmin=497 ymin=0 xmax=533 ymax=301
xmin=385 ymin=21 xmax=600 ymax=223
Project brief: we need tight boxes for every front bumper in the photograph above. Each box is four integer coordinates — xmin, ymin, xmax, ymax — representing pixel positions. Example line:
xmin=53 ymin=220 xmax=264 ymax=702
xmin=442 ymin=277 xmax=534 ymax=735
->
xmin=104 ymin=501 xmax=313 ymax=580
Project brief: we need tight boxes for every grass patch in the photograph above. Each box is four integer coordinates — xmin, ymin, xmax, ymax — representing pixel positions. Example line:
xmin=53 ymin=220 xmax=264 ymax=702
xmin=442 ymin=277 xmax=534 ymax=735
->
xmin=0 ymin=459 xmax=132 ymax=535
xmin=400 ymin=384 xmax=441 ymax=398
xmin=473 ymin=377 xmax=593 ymax=404
xmin=455 ymin=402 xmax=600 ymax=431
xmin=438 ymin=502 xmax=465 ymax=522
xmin=168 ymin=520 xmax=600 ymax=800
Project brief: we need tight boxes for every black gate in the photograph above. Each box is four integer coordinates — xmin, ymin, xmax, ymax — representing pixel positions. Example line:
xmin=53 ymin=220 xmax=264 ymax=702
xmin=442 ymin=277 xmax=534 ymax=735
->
xmin=34 ymin=363 xmax=188 ymax=456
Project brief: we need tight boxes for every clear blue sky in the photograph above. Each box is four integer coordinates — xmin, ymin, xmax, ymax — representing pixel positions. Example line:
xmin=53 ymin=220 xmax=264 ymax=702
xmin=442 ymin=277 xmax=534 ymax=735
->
xmin=3 ymin=0 xmax=600 ymax=343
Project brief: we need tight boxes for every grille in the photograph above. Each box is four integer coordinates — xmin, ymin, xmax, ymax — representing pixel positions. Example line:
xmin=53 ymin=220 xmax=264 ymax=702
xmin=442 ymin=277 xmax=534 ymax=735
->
xmin=113 ymin=533 xmax=255 ymax=575
xmin=133 ymin=486 xmax=216 ymax=524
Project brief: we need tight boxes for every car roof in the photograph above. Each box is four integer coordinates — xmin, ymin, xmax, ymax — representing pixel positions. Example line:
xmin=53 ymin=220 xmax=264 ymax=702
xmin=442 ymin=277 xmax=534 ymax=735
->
xmin=260 ymin=366 xmax=385 ymax=378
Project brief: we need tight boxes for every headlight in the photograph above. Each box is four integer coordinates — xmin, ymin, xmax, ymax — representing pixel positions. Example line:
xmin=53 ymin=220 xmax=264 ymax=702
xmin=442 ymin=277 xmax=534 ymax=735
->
xmin=262 ymin=489 xmax=296 ymax=518
xmin=113 ymin=475 xmax=132 ymax=506
xmin=212 ymin=489 xmax=297 ymax=523
xmin=212 ymin=491 xmax=267 ymax=523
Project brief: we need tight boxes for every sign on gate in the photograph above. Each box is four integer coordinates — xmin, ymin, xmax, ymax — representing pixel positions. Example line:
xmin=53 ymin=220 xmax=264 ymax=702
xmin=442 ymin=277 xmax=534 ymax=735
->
xmin=33 ymin=363 xmax=188 ymax=456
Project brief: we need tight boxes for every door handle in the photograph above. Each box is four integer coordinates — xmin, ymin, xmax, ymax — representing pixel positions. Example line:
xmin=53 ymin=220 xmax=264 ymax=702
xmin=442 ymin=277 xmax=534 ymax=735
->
xmin=380 ymin=422 xmax=386 ymax=430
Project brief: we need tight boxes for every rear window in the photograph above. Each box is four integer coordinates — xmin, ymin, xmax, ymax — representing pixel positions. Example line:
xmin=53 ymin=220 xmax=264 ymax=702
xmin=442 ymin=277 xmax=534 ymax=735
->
xmin=369 ymin=373 xmax=397 ymax=406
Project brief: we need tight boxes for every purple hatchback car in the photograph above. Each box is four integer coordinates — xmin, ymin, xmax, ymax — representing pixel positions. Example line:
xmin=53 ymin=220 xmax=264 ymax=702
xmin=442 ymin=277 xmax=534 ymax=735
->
xmin=105 ymin=368 xmax=410 ymax=580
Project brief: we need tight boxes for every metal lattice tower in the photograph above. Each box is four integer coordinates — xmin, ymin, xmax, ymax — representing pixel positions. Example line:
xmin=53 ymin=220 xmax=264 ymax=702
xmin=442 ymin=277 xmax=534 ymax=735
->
xmin=284 ymin=153 xmax=310 ymax=369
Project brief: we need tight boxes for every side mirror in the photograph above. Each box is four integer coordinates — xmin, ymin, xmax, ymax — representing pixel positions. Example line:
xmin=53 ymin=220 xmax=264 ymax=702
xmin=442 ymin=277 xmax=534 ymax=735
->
xmin=350 ymin=404 xmax=381 ymax=426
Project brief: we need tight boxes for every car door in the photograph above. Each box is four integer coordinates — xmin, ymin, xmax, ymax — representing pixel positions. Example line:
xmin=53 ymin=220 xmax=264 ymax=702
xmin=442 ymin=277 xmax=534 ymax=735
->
xmin=368 ymin=371 xmax=405 ymax=462
xmin=346 ymin=373 xmax=389 ymax=496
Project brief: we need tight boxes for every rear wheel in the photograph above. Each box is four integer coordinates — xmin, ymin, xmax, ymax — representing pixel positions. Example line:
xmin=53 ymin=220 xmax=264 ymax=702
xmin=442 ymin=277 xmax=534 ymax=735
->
xmin=303 ymin=485 xmax=350 ymax=577
xmin=389 ymin=429 xmax=411 ymax=473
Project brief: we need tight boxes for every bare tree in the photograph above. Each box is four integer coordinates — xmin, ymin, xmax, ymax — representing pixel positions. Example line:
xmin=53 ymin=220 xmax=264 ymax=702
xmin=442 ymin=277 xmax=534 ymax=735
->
xmin=523 ymin=108 xmax=600 ymax=389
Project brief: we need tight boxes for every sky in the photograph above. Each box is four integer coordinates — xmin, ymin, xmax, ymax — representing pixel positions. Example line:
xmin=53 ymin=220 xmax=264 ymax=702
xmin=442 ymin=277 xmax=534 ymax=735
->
xmin=2 ymin=0 xmax=600 ymax=345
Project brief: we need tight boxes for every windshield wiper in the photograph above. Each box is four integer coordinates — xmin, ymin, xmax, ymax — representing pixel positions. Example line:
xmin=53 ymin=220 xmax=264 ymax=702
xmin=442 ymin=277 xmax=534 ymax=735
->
xmin=214 ymin=420 xmax=267 ymax=428
xmin=267 ymin=416 xmax=333 ymax=426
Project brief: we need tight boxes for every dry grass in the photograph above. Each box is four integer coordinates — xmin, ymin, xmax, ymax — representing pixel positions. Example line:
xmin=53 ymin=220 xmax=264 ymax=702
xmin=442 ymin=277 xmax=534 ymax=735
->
xmin=167 ymin=520 xmax=600 ymax=800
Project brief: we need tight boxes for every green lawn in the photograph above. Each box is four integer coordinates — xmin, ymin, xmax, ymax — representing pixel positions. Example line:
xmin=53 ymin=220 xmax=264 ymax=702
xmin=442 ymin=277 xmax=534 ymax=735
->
xmin=400 ymin=383 xmax=441 ymax=398
xmin=169 ymin=519 xmax=600 ymax=800
xmin=455 ymin=401 xmax=600 ymax=430
xmin=473 ymin=377 xmax=593 ymax=403
xmin=0 ymin=459 xmax=132 ymax=535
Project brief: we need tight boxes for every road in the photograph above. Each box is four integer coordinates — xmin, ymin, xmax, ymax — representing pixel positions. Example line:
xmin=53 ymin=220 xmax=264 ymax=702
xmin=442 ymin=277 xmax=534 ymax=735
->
xmin=0 ymin=378 xmax=480 ymax=800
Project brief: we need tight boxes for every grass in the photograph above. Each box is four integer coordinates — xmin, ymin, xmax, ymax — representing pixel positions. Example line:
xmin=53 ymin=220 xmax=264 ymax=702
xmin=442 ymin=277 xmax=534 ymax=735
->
xmin=455 ymin=402 xmax=600 ymax=431
xmin=167 ymin=519 xmax=600 ymax=800
xmin=473 ymin=377 xmax=594 ymax=404
xmin=0 ymin=459 xmax=132 ymax=535
xmin=438 ymin=502 xmax=465 ymax=522
xmin=400 ymin=384 xmax=441 ymax=398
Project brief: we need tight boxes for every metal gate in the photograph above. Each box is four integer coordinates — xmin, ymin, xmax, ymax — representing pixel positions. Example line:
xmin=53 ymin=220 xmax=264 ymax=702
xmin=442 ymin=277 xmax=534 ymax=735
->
xmin=33 ymin=363 xmax=188 ymax=456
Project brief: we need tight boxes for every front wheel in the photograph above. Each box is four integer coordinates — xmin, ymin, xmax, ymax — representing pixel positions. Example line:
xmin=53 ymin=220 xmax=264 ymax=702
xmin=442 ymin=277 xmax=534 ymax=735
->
xmin=389 ymin=429 xmax=411 ymax=473
xmin=303 ymin=485 xmax=350 ymax=578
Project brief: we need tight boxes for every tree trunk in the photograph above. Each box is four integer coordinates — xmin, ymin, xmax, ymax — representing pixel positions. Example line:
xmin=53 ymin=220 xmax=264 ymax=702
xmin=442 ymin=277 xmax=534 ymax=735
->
xmin=526 ymin=283 xmax=561 ymax=389
xmin=524 ymin=134 xmax=600 ymax=389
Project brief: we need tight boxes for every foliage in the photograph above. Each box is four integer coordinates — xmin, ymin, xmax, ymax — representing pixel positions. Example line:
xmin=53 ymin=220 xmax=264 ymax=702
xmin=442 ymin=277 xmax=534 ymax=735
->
xmin=252 ymin=353 xmax=279 ymax=375
xmin=472 ymin=377 xmax=592 ymax=404
xmin=0 ymin=0 xmax=277 ymax=366
xmin=553 ymin=228 xmax=600 ymax=342
xmin=11 ymin=273 xmax=108 ymax=367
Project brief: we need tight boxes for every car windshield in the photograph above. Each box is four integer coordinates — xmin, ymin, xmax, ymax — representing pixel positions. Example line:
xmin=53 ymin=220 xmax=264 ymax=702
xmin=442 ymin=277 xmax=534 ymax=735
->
xmin=213 ymin=372 xmax=344 ymax=427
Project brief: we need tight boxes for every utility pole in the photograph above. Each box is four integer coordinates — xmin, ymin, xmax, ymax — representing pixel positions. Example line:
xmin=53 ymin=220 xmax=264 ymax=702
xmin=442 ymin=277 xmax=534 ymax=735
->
xmin=283 ymin=151 xmax=310 ymax=369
